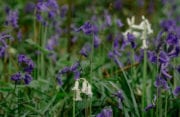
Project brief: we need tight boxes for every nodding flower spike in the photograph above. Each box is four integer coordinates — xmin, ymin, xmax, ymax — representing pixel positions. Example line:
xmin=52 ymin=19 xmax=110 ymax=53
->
xmin=72 ymin=78 xmax=93 ymax=101
xmin=86 ymin=84 xmax=93 ymax=97
xmin=72 ymin=80 xmax=80 ymax=91
xmin=74 ymin=90 xmax=82 ymax=101
xmin=81 ymin=80 xmax=88 ymax=94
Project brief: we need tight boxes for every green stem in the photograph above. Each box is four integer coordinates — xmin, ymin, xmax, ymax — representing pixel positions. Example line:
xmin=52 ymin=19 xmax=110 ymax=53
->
xmin=165 ymin=92 xmax=168 ymax=117
xmin=142 ymin=50 xmax=147 ymax=117
xmin=89 ymin=34 xmax=94 ymax=116
xmin=73 ymin=93 xmax=76 ymax=117
xmin=40 ymin=24 xmax=47 ymax=79
xmin=120 ymin=67 xmax=140 ymax=117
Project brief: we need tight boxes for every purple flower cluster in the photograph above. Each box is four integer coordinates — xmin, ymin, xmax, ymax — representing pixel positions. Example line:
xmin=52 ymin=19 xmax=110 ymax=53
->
xmin=46 ymin=34 xmax=59 ymax=51
xmin=113 ymin=90 xmax=124 ymax=109
xmin=96 ymin=107 xmax=113 ymax=117
xmin=76 ymin=22 xmax=101 ymax=48
xmin=0 ymin=32 xmax=13 ymax=58
xmin=36 ymin=0 xmax=59 ymax=24
xmin=56 ymin=62 xmax=81 ymax=86
xmin=5 ymin=9 xmax=19 ymax=28
xmin=11 ymin=54 xmax=35 ymax=84
xmin=80 ymin=43 xmax=91 ymax=57
xmin=173 ymin=86 xmax=180 ymax=97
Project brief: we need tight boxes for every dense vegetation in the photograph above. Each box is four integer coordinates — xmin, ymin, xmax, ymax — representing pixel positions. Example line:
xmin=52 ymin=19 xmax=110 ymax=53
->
xmin=0 ymin=0 xmax=180 ymax=117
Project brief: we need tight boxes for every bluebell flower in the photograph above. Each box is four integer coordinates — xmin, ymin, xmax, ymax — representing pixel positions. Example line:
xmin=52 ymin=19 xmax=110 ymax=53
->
xmin=158 ymin=51 xmax=170 ymax=64
xmin=56 ymin=74 xmax=63 ymax=86
xmin=46 ymin=35 xmax=58 ymax=50
xmin=24 ymin=2 xmax=35 ymax=13
xmin=160 ymin=19 xmax=176 ymax=32
xmin=5 ymin=10 xmax=19 ymax=28
xmin=76 ymin=22 xmax=94 ymax=35
xmin=70 ymin=62 xmax=80 ymax=72
xmin=173 ymin=86 xmax=180 ymax=96
xmin=166 ymin=32 xmax=178 ymax=46
xmin=113 ymin=90 xmax=124 ymax=109
xmin=147 ymin=51 xmax=157 ymax=63
xmin=24 ymin=73 xmax=33 ymax=84
xmin=11 ymin=72 xmax=22 ymax=82
xmin=18 ymin=54 xmax=35 ymax=74
xmin=80 ymin=43 xmax=91 ymax=57
xmin=154 ymin=75 xmax=169 ymax=90
xmin=94 ymin=35 xmax=101 ymax=48
xmin=59 ymin=67 xmax=70 ymax=74
xmin=116 ymin=19 xmax=123 ymax=28
xmin=105 ymin=13 xmax=112 ymax=26
xmin=73 ymin=70 xmax=80 ymax=80
xmin=127 ymin=33 xmax=136 ymax=48
xmin=60 ymin=5 xmax=68 ymax=18
xmin=145 ymin=104 xmax=155 ymax=111
xmin=96 ymin=107 xmax=113 ymax=117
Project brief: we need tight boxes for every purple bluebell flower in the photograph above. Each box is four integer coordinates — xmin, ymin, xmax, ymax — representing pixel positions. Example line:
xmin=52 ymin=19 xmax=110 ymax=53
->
xmin=94 ymin=35 xmax=101 ymax=48
xmin=70 ymin=62 xmax=80 ymax=72
xmin=168 ymin=46 xmax=180 ymax=58
xmin=73 ymin=70 xmax=80 ymax=80
xmin=145 ymin=104 xmax=155 ymax=111
xmin=147 ymin=51 xmax=157 ymax=63
xmin=96 ymin=107 xmax=113 ymax=117
xmin=5 ymin=10 xmax=19 ymax=28
xmin=46 ymin=35 xmax=58 ymax=50
xmin=4 ymin=6 xmax=10 ymax=14
xmin=166 ymin=32 xmax=178 ymax=46
xmin=173 ymin=86 xmax=180 ymax=96
xmin=0 ymin=32 xmax=13 ymax=58
xmin=113 ymin=56 xmax=123 ymax=68
xmin=113 ymin=90 xmax=124 ymax=109
xmin=24 ymin=73 xmax=33 ymax=84
xmin=107 ymin=33 xmax=113 ymax=41
xmin=59 ymin=67 xmax=70 ymax=74
xmin=60 ymin=5 xmax=68 ymax=18
xmin=113 ymin=38 xmax=119 ymax=49
xmin=154 ymin=76 xmax=169 ymax=90
xmin=24 ymin=2 xmax=35 ymax=13
xmin=11 ymin=72 xmax=22 ymax=82
xmin=148 ymin=0 xmax=154 ymax=14
xmin=18 ymin=54 xmax=35 ymax=74
xmin=0 ymin=47 xmax=6 ymax=58
xmin=80 ymin=43 xmax=91 ymax=57
xmin=161 ymin=68 xmax=172 ymax=79
xmin=113 ymin=0 xmax=122 ymax=10
xmin=17 ymin=29 xmax=22 ymax=41
xmin=105 ymin=12 xmax=112 ymax=26
xmin=116 ymin=19 xmax=123 ymax=28
xmin=36 ymin=0 xmax=59 ymax=23
xmin=158 ymin=51 xmax=170 ymax=64
xmin=160 ymin=19 xmax=176 ymax=32
xmin=56 ymin=75 xmax=63 ymax=86
xmin=76 ymin=22 xmax=93 ymax=35
xmin=71 ymin=36 xmax=78 ymax=43
xmin=127 ymin=33 xmax=136 ymax=48
xmin=108 ymin=51 xmax=114 ymax=59
xmin=176 ymin=65 xmax=180 ymax=73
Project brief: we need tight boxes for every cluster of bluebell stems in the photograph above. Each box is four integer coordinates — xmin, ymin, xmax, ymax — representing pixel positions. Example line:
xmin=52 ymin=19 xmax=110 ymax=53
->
xmin=0 ymin=0 xmax=180 ymax=116
xmin=56 ymin=62 xmax=80 ymax=86
xmin=11 ymin=54 xmax=35 ymax=84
